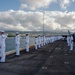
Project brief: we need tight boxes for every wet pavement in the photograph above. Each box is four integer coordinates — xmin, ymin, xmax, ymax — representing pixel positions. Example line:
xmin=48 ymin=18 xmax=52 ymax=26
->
xmin=0 ymin=40 xmax=75 ymax=75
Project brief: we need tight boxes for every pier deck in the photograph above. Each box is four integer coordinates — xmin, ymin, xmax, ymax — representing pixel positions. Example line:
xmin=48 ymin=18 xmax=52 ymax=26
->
xmin=0 ymin=40 xmax=75 ymax=75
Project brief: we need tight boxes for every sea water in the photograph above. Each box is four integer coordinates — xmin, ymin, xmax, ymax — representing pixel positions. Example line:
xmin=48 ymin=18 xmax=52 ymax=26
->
xmin=5 ymin=37 xmax=35 ymax=52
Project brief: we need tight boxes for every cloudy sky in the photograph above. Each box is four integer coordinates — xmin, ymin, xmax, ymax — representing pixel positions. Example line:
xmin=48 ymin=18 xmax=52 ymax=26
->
xmin=0 ymin=0 xmax=75 ymax=32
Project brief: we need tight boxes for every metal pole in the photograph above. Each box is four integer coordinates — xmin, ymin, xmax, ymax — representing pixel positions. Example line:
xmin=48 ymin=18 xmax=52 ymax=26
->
xmin=43 ymin=10 xmax=45 ymax=45
xmin=43 ymin=11 xmax=44 ymax=37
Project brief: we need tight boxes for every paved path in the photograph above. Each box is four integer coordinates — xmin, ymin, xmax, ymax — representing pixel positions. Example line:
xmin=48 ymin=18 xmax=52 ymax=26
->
xmin=0 ymin=40 xmax=75 ymax=75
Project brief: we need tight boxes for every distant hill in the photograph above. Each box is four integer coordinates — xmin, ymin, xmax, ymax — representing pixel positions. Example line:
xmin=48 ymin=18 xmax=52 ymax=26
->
xmin=5 ymin=30 xmax=69 ymax=37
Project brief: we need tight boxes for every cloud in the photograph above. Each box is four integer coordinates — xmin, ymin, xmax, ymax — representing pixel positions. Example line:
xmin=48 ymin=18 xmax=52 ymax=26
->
xmin=20 ymin=4 xmax=28 ymax=9
xmin=59 ymin=0 xmax=75 ymax=9
xmin=0 ymin=10 xmax=75 ymax=32
xmin=20 ymin=0 xmax=75 ymax=10
xmin=20 ymin=0 xmax=57 ymax=10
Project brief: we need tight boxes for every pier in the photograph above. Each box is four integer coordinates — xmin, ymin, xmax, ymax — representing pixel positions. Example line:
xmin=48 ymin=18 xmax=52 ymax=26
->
xmin=0 ymin=40 xmax=75 ymax=75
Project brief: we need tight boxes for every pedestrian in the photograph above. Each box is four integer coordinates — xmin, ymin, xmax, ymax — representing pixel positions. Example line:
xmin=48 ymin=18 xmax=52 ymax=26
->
xmin=38 ymin=35 xmax=41 ymax=48
xmin=15 ymin=32 xmax=20 ymax=56
xmin=41 ymin=36 xmax=43 ymax=46
xmin=70 ymin=35 xmax=73 ymax=51
xmin=0 ymin=30 xmax=7 ymax=62
xmin=44 ymin=36 xmax=46 ymax=45
xmin=25 ymin=33 xmax=29 ymax=52
xmin=67 ymin=35 xmax=70 ymax=46
xmin=34 ymin=36 xmax=38 ymax=50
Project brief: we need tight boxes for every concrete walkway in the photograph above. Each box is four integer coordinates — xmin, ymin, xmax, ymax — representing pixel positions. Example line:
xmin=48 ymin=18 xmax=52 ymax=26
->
xmin=0 ymin=40 xmax=75 ymax=75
